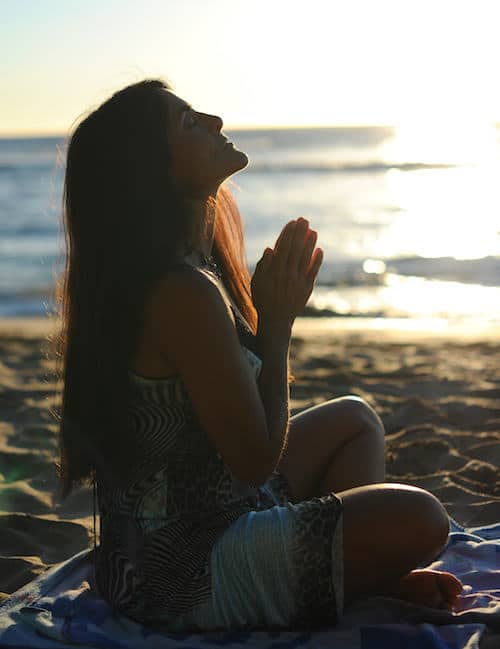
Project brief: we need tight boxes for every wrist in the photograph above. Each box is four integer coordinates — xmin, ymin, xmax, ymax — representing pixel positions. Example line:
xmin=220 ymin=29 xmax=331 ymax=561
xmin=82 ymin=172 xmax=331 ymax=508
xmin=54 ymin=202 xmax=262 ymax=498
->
xmin=257 ymin=318 xmax=293 ymax=342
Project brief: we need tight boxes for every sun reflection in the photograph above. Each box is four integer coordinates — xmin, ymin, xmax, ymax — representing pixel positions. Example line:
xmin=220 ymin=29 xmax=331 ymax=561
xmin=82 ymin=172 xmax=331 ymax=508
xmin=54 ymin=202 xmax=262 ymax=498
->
xmin=370 ymin=121 xmax=500 ymax=261
xmin=310 ymin=275 xmax=500 ymax=322
xmin=381 ymin=274 xmax=500 ymax=320
xmin=381 ymin=120 xmax=500 ymax=167
xmin=363 ymin=259 xmax=387 ymax=274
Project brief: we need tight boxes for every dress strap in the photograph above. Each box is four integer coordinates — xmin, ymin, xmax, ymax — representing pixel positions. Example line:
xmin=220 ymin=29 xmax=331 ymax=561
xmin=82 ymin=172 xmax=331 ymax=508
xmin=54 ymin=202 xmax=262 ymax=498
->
xmin=231 ymin=305 xmax=258 ymax=353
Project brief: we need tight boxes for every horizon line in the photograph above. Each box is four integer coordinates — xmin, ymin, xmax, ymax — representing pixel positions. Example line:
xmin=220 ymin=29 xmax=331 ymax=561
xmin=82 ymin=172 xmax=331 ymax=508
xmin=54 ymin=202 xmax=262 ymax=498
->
xmin=3 ymin=119 xmax=500 ymax=140
xmin=0 ymin=123 xmax=398 ymax=139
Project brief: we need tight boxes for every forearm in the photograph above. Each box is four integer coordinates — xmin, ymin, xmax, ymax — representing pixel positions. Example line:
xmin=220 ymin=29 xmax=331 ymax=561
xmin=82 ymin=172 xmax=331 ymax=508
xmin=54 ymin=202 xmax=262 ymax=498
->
xmin=250 ymin=217 xmax=322 ymax=470
xmin=256 ymin=321 xmax=292 ymax=467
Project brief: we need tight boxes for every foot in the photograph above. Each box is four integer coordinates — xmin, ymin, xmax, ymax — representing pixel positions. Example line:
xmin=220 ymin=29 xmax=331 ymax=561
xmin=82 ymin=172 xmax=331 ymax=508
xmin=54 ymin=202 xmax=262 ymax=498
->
xmin=392 ymin=569 xmax=464 ymax=611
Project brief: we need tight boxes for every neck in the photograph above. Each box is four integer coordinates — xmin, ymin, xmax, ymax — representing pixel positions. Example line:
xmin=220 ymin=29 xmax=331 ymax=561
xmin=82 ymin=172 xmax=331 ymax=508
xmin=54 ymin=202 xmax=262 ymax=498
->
xmin=183 ymin=191 xmax=217 ymax=258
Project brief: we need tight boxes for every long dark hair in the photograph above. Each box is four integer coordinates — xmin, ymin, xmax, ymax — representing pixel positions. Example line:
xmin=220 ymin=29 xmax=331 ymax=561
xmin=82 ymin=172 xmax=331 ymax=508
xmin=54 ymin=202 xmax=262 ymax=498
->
xmin=56 ymin=79 xmax=256 ymax=499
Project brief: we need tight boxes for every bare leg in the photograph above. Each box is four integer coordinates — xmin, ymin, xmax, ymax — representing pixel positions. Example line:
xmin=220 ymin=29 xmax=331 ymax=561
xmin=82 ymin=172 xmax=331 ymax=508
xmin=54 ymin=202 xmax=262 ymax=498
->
xmin=276 ymin=396 xmax=459 ymax=609
xmin=277 ymin=396 xmax=385 ymax=501
xmin=318 ymin=404 xmax=385 ymax=494
xmin=278 ymin=397 xmax=461 ymax=608
xmin=338 ymin=483 xmax=450 ymax=606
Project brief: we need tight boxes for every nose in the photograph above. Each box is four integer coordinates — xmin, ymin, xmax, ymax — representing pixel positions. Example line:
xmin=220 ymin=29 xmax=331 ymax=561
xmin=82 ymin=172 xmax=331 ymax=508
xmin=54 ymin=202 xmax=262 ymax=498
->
xmin=200 ymin=112 xmax=223 ymax=133
xmin=213 ymin=114 xmax=223 ymax=132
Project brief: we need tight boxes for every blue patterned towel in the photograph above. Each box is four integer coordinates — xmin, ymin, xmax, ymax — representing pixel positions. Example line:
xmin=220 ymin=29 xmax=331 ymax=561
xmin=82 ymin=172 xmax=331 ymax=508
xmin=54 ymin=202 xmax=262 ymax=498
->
xmin=0 ymin=517 xmax=499 ymax=649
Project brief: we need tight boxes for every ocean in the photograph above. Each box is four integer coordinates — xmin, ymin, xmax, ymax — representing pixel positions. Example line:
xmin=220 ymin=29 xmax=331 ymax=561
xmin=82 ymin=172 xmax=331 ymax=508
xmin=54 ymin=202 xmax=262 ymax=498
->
xmin=1 ymin=127 xmax=500 ymax=326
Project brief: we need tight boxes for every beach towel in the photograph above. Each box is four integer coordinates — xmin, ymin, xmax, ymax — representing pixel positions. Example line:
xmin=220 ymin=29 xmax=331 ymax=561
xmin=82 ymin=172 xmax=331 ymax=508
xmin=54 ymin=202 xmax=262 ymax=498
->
xmin=0 ymin=516 xmax=499 ymax=649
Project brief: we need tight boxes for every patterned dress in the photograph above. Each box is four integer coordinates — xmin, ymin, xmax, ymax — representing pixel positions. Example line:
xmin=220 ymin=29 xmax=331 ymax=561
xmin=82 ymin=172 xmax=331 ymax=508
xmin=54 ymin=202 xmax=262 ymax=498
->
xmin=95 ymin=311 xmax=344 ymax=631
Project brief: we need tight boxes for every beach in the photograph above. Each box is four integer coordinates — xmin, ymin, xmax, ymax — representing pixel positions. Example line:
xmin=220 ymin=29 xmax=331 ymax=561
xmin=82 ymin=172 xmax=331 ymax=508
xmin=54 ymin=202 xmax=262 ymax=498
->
xmin=0 ymin=316 xmax=499 ymax=604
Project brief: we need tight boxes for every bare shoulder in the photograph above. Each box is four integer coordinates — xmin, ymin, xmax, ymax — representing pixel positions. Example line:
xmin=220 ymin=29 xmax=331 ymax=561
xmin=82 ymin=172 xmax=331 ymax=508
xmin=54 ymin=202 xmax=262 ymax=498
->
xmin=148 ymin=265 xmax=232 ymax=323
xmin=152 ymin=263 xmax=219 ymax=297
xmin=142 ymin=265 xmax=236 ymax=366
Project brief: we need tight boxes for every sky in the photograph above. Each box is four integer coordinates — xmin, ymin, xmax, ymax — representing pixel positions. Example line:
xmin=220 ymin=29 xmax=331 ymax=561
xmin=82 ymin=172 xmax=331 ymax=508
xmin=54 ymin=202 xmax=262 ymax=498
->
xmin=2 ymin=0 xmax=500 ymax=136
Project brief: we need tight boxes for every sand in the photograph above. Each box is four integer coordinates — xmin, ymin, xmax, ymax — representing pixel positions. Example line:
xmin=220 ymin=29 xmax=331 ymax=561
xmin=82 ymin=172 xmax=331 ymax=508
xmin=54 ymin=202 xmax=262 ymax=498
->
xmin=0 ymin=316 xmax=499 ymax=603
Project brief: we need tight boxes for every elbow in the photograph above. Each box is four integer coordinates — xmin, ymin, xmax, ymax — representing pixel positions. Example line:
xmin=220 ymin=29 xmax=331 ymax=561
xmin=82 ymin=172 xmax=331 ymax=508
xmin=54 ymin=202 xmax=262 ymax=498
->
xmin=234 ymin=451 xmax=278 ymax=489
xmin=238 ymin=469 xmax=274 ymax=489
xmin=218 ymin=427 xmax=281 ymax=488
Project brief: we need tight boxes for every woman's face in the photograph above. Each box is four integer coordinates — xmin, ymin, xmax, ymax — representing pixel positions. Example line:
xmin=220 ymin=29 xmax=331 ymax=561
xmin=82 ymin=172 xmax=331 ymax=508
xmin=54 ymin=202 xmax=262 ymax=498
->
xmin=163 ymin=90 xmax=248 ymax=197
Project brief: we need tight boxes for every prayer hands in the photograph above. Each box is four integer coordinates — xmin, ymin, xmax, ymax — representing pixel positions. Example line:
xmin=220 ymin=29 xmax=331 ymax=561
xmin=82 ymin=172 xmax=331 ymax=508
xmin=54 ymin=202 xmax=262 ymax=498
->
xmin=251 ymin=217 xmax=323 ymax=330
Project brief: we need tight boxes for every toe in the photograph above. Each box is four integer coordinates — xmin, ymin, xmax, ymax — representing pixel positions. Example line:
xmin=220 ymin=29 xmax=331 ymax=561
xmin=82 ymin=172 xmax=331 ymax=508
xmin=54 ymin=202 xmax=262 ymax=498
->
xmin=436 ymin=572 xmax=463 ymax=611
xmin=437 ymin=572 xmax=464 ymax=596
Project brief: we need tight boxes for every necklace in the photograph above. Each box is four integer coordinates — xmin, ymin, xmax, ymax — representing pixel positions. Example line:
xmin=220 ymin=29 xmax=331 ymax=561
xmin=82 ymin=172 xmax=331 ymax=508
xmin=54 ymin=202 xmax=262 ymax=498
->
xmin=200 ymin=254 xmax=222 ymax=279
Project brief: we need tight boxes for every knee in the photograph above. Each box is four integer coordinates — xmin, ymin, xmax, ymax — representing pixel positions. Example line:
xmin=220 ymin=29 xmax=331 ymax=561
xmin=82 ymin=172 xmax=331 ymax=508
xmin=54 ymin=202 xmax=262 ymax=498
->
xmin=421 ymin=490 xmax=450 ymax=560
xmin=337 ymin=395 xmax=385 ymax=440
xmin=400 ymin=486 xmax=450 ymax=563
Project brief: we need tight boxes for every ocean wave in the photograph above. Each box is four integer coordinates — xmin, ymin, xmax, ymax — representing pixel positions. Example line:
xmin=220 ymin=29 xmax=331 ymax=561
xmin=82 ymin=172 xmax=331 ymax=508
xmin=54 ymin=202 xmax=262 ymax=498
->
xmin=245 ymin=161 xmax=458 ymax=174
xmin=386 ymin=255 xmax=500 ymax=287
xmin=0 ymin=159 xmax=457 ymax=176
xmin=0 ymin=163 xmax=56 ymax=173
xmin=0 ymin=286 xmax=55 ymax=299
xmin=315 ymin=256 xmax=500 ymax=289
xmin=0 ymin=225 xmax=58 ymax=237
xmin=301 ymin=304 xmax=390 ymax=318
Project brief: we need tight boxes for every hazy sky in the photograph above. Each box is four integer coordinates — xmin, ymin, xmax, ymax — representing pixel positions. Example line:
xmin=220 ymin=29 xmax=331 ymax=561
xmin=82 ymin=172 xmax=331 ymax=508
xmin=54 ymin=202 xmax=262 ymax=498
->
xmin=3 ymin=0 xmax=500 ymax=135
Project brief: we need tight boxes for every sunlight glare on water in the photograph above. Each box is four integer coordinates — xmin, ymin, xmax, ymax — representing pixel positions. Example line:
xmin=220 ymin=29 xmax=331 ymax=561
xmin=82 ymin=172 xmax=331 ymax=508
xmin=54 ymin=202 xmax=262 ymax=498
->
xmin=381 ymin=274 xmax=500 ymax=320
xmin=311 ymin=275 xmax=500 ymax=322
xmin=382 ymin=120 xmax=500 ymax=166
xmin=373 ymin=121 xmax=500 ymax=260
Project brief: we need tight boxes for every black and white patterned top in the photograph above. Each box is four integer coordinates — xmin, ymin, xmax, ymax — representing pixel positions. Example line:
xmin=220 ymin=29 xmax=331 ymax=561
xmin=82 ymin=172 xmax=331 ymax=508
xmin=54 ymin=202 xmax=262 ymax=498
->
xmin=95 ymin=306 xmax=344 ymax=629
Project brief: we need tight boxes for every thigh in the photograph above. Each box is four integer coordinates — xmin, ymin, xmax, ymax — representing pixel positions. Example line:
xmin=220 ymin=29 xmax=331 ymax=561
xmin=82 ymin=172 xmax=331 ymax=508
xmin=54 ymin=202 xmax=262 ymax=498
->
xmin=277 ymin=396 xmax=382 ymax=502
xmin=339 ymin=482 xmax=450 ymax=605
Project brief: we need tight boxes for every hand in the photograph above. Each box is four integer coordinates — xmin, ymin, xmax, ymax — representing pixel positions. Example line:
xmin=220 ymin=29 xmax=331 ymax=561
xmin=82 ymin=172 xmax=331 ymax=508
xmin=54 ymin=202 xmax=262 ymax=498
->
xmin=251 ymin=217 xmax=323 ymax=329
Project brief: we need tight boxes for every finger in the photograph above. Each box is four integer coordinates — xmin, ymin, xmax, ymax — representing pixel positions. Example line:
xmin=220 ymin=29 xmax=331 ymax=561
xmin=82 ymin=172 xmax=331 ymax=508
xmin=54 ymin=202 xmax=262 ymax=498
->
xmin=255 ymin=247 xmax=274 ymax=274
xmin=273 ymin=220 xmax=296 ymax=251
xmin=306 ymin=248 xmax=323 ymax=283
xmin=287 ymin=218 xmax=310 ymax=269
xmin=298 ymin=229 xmax=317 ymax=275
xmin=273 ymin=220 xmax=297 ymax=270
xmin=274 ymin=217 xmax=308 ymax=276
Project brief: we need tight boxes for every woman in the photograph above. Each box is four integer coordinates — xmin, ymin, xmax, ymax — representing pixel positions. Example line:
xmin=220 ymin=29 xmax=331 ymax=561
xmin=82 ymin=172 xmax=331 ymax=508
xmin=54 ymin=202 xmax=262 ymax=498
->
xmin=57 ymin=78 xmax=463 ymax=631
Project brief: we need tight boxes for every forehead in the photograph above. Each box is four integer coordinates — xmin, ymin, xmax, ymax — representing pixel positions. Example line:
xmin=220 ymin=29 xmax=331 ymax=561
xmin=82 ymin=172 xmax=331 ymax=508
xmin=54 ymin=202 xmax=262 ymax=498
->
xmin=161 ymin=89 xmax=191 ymax=118
xmin=161 ymin=90 xmax=192 ymax=138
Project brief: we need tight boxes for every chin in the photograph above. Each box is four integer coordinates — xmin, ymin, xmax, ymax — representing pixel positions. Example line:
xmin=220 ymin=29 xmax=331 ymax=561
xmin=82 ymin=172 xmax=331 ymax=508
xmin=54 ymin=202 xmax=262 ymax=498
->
xmin=229 ymin=147 xmax=249 ymax=170
xmin=220 ymin=152 xmax=249 ymax=180
xmin=211 ymin=149 xmax=249 ymax=187
xmin=235 ymin=149 xmax=249 ymax=168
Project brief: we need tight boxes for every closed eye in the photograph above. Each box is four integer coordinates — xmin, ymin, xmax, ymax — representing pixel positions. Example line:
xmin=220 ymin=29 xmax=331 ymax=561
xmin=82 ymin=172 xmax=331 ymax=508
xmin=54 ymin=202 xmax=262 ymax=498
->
xmin=186 ymin=111 xmax=197 ymax=128
xmin=179 ymin=102 xmax=194 ymax=128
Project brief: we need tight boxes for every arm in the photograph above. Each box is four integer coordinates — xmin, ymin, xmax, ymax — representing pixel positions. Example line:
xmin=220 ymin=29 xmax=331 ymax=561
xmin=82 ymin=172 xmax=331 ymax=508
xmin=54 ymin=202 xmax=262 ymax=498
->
xmin=145 ymin=267 xmax=277 ymax=486
xmin=251 ymin=217 xmax=323 ymax=465
xmin=255 ymin=321 xmax=292 ymax=466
